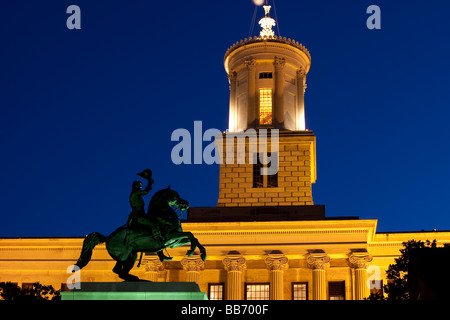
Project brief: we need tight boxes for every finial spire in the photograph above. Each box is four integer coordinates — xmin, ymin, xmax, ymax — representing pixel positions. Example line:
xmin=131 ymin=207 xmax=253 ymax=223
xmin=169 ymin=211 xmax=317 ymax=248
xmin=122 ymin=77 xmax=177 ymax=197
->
xmin=259 ymin=5 xmax=276 ymax=38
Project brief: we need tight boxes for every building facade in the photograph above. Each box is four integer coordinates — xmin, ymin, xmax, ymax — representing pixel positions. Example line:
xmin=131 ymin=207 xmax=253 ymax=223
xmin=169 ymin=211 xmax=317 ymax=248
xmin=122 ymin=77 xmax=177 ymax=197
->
xmin=1 ymin=5 xmax=449 ymax=300
xmin=1 ymin=221 xmax=450 ymax=300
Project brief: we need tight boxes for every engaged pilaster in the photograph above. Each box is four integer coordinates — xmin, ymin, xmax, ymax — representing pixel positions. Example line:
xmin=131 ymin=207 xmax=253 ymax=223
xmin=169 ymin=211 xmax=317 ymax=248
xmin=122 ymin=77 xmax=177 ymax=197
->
xmin=265 ymin=253 xmax=289 ymax=300
xmin=307 ymin=252 xmax=330 ymax=300
xmin=245 ymin=58 xmax=257 ymax=128
xmin=181 ymin=255 xmax=205 ymax=283
xmin=274 ymin=56 xmax=286 ymax=126
xmin=223 ymin=253 xmax=247 ymax=300
xmin=228 ymin=71 xmax=237 ymax=131
xmin=348 ymin=252 xmax=373 ymax=300
xmin=296 ymin=67 xmax=306 ymax=130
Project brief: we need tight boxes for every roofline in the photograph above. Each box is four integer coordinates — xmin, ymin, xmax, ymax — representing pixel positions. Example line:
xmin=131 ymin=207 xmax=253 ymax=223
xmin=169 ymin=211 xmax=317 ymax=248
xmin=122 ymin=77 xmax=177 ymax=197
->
xmin=2 ymin=228 xmax=449 ymax=239
xmin=376 ymin=229 xmax=450 ymax=234
xmin=0 ymin=236 xmax=85 ymax=239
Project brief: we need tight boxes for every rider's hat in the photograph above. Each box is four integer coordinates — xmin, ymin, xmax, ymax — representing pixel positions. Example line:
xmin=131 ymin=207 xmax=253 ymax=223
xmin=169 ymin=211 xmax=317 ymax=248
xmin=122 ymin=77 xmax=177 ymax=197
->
xmin=137 ymin=169 xmax=152 ymax=180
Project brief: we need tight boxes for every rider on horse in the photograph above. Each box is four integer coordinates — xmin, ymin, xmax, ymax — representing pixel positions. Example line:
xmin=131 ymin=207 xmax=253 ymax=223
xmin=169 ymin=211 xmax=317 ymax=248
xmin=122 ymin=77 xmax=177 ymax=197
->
xmin=126 ymin=169 xmax=166 ymax=243
xmin=74 ymin=169 xmax=206 ymax=281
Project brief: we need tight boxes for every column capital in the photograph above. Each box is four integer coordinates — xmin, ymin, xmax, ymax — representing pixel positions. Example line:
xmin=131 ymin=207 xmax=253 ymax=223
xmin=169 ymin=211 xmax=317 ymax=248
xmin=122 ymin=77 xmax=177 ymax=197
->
xmin=265 ymin=254 xmax=289 ymax=271
xmin=181 ymin=255 xmax=205 ymax=272
xmin=274 ymin=56 xmax=286 ymax=70
xmin=306 ymin=252 xmax=330 ymax=270
xmin=296 ymin=66 xmax=306 ymax=79
xmin=223 ymin=254 xmax=247 ymax=272
xmin=142 ymin=255 xmax=164 ymax=272
xmin=245 ymin=58 xmax=256 ymax=71
xmin=348 ymin=252 xmax=373 ymax=269
xmin=228 ymin=71 xmax=237 ymax=83
xmin=297 ymin=67 xmax=307 ymax=94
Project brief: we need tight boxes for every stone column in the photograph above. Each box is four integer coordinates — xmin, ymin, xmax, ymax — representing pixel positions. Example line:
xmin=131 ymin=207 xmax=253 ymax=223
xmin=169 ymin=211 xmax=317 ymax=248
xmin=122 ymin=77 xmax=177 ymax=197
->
xmin=307 ymin=253 xmax=330 ymax=300
xmin=296 ymin=67 xmax=306 ymax=131
xmin=228 ymin=71 xmax=237 ymax=132
xmin=246 ymin=58 xmax=256 ymax=128
xmin=348 ymin=252 xmax=373 ymax=300
xmin=265 ymin=254 xmax=289 ymax=300
xmin=274 ymin=56 xmax=286 ymax=127
xmin=181 ymin=255 xmax=205 ymax=283
xmin=142 ymin=255 xmax=164 ymax=282
xmin=223 ymin=254 xmax=247 ymax=300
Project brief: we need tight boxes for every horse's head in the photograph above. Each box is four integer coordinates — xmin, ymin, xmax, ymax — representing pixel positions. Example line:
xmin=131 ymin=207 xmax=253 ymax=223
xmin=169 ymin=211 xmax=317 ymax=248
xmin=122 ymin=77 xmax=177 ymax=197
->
xmin=150 ymin=185 xmax=189 ymax=213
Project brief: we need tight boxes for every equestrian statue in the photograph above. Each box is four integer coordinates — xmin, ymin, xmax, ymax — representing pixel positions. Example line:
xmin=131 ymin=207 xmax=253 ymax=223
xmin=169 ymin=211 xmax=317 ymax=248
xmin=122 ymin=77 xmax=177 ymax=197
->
xmin=73 ymin=169 xmax=206 ymax=281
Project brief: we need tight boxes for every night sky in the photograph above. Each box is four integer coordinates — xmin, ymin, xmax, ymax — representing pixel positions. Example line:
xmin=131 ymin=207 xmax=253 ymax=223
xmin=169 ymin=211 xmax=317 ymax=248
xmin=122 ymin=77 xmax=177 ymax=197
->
xmin=1 ymin=1 xmax=450 ymax=237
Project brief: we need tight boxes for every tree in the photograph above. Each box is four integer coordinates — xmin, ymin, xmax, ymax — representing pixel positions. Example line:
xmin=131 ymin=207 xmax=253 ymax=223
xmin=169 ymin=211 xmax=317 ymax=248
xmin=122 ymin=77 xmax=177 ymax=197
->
xmin=384 ymin=240 xmax=438 ymax=301
xmin=367 ymin=239 xmax=449 ymax=301
xmin=0 ymin=282 xmax=60 ymax=301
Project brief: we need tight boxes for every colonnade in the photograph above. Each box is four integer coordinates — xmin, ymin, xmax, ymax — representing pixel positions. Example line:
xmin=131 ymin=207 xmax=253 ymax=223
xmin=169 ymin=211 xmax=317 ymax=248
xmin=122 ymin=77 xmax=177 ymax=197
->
xmin=142 ymin=251 xmax=373 ymax=300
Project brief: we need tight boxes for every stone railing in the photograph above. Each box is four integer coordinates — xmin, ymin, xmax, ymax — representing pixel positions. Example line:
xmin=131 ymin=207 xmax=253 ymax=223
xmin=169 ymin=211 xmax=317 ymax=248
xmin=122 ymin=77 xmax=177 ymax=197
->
xmin=224 ymin=35 xmax=311 ymax=60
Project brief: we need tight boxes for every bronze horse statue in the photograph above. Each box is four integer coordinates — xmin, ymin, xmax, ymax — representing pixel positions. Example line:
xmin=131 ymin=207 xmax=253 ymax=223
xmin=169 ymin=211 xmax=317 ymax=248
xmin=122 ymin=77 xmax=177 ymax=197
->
xmin=73 ymin=186 xmax=206 ymax=281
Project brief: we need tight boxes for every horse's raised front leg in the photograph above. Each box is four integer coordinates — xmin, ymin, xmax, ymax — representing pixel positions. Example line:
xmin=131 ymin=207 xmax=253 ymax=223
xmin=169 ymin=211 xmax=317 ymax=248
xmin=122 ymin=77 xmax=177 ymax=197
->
xmin=167 ymin=231 xmax=206 ymax=261
xmin=196 ymin=240 xmax=207 ymax=261
xmin=165 ymin=231 xmax=197 ymax=257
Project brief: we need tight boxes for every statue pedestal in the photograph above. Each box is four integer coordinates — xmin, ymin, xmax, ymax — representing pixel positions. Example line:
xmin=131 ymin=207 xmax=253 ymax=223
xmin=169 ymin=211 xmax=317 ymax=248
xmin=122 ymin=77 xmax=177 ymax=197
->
xmin=61 ymin=282 xmax=208 ymax=300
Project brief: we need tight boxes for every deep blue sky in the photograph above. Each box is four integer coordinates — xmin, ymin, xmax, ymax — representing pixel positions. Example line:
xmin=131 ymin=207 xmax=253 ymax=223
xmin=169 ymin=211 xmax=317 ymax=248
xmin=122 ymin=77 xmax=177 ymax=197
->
xmin=1 ymin=1 xmax=449 ymax=237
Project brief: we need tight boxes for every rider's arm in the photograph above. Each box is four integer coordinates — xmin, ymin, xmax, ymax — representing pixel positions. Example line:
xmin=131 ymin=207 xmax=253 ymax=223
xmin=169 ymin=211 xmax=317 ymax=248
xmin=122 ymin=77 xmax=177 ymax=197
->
xmin=136 ymin=188 xmax=150 ymax=197
xmin=139 ymin=182 xmax=152 ymax=195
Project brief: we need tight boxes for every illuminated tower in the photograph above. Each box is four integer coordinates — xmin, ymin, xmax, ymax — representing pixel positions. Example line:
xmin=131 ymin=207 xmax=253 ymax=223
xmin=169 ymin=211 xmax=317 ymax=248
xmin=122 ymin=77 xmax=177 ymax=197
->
xmin=217 ymin=5 xmax=317 ymax=207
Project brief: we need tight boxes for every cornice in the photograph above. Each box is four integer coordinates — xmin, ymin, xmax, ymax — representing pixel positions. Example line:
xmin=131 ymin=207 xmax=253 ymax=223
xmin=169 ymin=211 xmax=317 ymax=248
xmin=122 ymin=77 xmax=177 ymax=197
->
xmin=184 ymin=228 xmax=370 ymax=238
xmin=224 ymin=36 xmax=311 ymax=63
xmin=182 ymin=219 xmax=378 ymax=232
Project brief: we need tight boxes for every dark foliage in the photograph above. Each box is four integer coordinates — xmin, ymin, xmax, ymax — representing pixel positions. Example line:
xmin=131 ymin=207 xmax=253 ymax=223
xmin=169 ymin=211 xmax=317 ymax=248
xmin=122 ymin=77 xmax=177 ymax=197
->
xmin=366 ymin=239 xmax=449 ymax=301
xmin=0 ymin=282 xmax=60 ymax=301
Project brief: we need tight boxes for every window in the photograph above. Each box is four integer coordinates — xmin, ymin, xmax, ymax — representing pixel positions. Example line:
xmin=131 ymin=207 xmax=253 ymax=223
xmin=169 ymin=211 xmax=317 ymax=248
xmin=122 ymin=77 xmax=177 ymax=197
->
xmin=253 ymin=153 xmax=264 ymax=188
xmin=369 ymin=279 xmax=383 ymax=297
xmin=246 ymin=283 xmax=270 ymax=300
xmin=253 ymin=152 xmax=278 ymax=188
xmin=208 ymin=283 xmax=224 ymax=300
xmin=266 ymin=171 xmax=278 ymax=188
xmin=266 ymin=152 xmax=278 ymax=188
xmin=21 ymin=283 xmax=34 ymax=296
xmin=328 ymin=281 xmax=345 ymax=300
xmin=259 ymin=72 xmax=273 ymax=79
xmin=259 ymin=88 xmax=273 ymax=125
xmin=292 ymin=282 xmax=308 ymax=300
xmin=21 ymin=283 xmax=34 ymax=290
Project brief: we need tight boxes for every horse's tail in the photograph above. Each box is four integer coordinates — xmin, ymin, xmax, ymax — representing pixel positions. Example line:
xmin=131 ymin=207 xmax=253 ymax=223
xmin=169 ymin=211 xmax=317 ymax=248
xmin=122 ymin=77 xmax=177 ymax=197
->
xmin=74 ymin=232 xmax=106 ymax=270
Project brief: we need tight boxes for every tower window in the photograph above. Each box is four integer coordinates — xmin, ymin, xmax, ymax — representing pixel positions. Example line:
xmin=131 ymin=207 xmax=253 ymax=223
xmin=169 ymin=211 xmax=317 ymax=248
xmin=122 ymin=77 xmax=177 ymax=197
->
xmin=259 ymin=72 xmax=273 ymax=79
xmin=259 ymin=88 xmax=273 ymax=125
xmin=253 ymin=153 xmax=264 ymax=188
xmin=266 ymin=151 xmax=278 ymax=188
xmin=253 ymin=152 xmax=278 ymax=188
